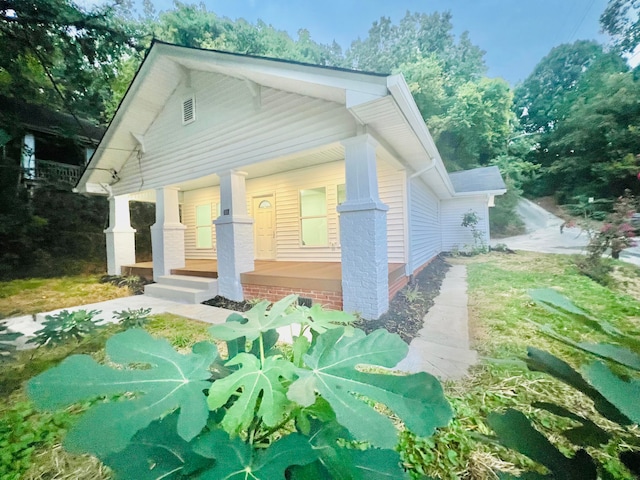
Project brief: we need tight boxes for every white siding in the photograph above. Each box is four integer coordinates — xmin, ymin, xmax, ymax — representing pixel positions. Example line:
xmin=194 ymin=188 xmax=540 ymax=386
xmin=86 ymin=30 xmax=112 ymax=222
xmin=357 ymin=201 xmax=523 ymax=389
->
xmin=181 ymin=160 xmax=406 ymax=263
xmin=112 ymin=71 xmax=357 ymax=196
xmin=408 ymin=176 xmax=440 ymax=271
xmin=440 ymin=197 xmax=490 ymax=252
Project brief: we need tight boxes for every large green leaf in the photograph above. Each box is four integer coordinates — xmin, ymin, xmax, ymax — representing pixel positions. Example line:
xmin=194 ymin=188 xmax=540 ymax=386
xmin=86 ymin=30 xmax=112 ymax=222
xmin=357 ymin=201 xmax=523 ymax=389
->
xmin=487 ymin=408 xmax=597 ymax=479
xmin=583 ymin=362 xmax=640 ymax=424
xmin=288 ymin=419 xmax=410 ymax=480
xmin=207 ymin=353 xmax=297 ymax=435
xmin=27 ymin=329 xmax=218 ymax=456
xmin=525 ymin=347 xmax=631 ymax=425
xmin=532 ymin=402 xmax=611 ymax=447
xmin=288 ymin=328 xmax=452 ymax=448
xmin=194 ymin=430 xmax=317 ymax=479
xmin=102 ymin=412 xmax=214 ymax=479
xmin=299 ymin=304 xmax=356 ymax=334
xmin=209 ymin=295 xmax=305 ymax=342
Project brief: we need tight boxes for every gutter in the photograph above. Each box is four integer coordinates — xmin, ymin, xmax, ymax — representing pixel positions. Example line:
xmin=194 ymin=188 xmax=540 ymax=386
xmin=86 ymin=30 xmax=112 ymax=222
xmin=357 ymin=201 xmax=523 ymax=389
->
xmin=386 ymin=75 xmax=456 ymax=197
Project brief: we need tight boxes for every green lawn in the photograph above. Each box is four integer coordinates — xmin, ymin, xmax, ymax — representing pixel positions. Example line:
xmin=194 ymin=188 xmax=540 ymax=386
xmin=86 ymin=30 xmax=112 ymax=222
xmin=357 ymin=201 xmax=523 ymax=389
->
xmin=1 ymin=252 xmax=639 ymax=479
xmin=0 ymin=275 xmax=131 ymax=319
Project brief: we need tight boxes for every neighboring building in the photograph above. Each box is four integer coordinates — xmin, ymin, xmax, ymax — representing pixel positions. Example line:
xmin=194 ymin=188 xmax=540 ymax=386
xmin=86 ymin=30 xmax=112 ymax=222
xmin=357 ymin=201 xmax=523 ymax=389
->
xmin=0 ymin=96 xmax=104 ymax=188
xmin=75 ymin=41 xmax=505 ymax=319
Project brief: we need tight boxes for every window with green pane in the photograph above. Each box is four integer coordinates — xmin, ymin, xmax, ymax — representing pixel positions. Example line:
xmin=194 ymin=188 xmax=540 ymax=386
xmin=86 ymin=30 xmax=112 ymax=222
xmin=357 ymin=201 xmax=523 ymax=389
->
xmin=195 ymin=204 xmax=212 ymax=248
xmin=300 ymin=187 xmax=328 ymax=246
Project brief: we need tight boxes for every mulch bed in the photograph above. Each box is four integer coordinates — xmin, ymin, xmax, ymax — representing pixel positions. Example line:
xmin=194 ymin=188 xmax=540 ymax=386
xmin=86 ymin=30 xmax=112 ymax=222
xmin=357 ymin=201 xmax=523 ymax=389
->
xmin=203 ymin=255 xmax=450 ymax=344
xmin=357 ymin=255 xmax=450 ymax=343
xmin=203 ymin=295 xmax=253 ymax=312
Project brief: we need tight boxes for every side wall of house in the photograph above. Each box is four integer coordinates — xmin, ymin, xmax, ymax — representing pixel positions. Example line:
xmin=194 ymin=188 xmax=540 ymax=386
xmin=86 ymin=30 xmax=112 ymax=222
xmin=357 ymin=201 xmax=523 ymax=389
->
xmin=181 ymin=159 xmax=406 ymax=263
xmin=440 ymin=196 xmax=490 ymax=252
xmin=408 ymin=176 xmax=441 ymax=273
xmin=112 ymin=71 xmax=358 ymax=196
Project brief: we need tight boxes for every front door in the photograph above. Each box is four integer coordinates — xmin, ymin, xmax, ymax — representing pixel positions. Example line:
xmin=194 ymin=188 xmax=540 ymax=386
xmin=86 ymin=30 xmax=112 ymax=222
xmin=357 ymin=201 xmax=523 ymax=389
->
xmin=253 ymin=195 xmax=276 ymax=259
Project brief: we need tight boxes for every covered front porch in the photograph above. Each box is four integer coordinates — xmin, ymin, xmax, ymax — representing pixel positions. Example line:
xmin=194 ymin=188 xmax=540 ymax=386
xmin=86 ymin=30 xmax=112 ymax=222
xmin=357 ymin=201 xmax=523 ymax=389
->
xmin=122 ymin=259 xmax=407 ymax=310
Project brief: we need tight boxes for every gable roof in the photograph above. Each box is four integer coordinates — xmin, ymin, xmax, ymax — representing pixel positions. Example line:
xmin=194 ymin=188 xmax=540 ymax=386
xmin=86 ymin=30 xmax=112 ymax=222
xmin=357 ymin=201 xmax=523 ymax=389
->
xmin=76 ymin=41 xmax=501 ymax=201
xmin=449 ymin=166 xmax=507 ymax=195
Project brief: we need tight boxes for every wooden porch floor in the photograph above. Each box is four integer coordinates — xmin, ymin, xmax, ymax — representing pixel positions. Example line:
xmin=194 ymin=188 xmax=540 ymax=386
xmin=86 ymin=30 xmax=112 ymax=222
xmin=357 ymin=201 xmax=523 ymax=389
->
xmin=122 ymin=259 xmax=405 ymax=294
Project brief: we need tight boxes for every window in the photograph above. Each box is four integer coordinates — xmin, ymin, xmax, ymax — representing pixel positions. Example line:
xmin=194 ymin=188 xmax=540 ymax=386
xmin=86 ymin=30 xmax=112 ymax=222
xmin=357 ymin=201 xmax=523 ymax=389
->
xmin=300 ymin=187 xmax=328 ymax=246
xmin=195 ymin=204 xmax=212 ymax=248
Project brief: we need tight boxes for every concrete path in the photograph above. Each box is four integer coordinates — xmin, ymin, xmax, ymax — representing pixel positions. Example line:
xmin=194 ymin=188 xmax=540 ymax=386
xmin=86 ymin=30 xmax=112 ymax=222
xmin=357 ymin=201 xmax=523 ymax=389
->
xmin=492 ymin=198 xmax=640 ymax=266
xmin=3 ymin=294 xmax=236 ymax=350
xmin=396 ymin=264 xmax=477 ymax=380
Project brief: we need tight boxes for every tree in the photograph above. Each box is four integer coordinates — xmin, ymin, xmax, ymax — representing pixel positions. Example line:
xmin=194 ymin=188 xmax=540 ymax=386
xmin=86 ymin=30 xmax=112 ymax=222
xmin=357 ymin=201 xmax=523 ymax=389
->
xmin=514 ymin=41 xmax=625 ymax=134
xmin=0 ymin=0 xmax=140 ymax=126
xmin=543 ymin=70 xmax=640 ymax=200
xmin=431 ymin=77 xmax=515 ymax=169
xmin=601 ymin=0 xmax=640 ymax=54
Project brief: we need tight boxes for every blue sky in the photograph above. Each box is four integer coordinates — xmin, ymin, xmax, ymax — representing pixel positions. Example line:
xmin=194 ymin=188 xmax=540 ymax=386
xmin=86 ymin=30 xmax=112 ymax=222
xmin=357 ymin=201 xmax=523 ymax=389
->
xmin=141 ymin=0 xmax=611 ymax=85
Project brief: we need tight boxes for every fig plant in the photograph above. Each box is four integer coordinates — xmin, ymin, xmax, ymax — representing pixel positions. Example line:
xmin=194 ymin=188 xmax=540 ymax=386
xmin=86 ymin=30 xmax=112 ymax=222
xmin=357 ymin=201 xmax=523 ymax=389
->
xmin=27 ymin=295 xmax=453 ymax=479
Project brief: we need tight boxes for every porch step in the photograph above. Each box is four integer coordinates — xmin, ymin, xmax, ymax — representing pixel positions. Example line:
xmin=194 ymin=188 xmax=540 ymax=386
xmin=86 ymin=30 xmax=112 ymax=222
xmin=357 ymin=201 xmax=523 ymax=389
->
xmin=144 ymin=275 xmax=218 ymax=304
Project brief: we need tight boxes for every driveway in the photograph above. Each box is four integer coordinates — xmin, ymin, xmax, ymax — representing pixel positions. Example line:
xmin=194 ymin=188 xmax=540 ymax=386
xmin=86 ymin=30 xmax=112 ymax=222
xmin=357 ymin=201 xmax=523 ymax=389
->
xmin=491 ymin=198 xmax=640 ymax=267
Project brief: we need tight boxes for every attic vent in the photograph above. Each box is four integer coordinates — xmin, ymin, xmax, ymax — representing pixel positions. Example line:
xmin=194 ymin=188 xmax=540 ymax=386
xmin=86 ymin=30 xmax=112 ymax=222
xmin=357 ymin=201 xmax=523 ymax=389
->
xmin=182 ymin=96 xmax=195 ymax=125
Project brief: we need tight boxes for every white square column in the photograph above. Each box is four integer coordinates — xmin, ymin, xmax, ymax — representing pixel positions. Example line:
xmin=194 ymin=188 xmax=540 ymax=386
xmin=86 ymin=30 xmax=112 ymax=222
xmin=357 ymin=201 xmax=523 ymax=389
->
xmin=338 ymin=134 xmax=389 ymax=319
xmin=214 ymin=170 xmax=254 ymax=301
xmin=151 ymin=187 xmax=186 ymax=281
xmin=104 ymin=194 xmax=136 ymax=275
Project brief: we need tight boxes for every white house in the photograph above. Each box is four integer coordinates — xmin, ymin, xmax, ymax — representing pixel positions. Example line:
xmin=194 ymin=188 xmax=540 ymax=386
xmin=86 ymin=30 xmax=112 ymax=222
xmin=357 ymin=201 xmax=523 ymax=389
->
xmin=75 ymin=41 xmax=505 ymax=320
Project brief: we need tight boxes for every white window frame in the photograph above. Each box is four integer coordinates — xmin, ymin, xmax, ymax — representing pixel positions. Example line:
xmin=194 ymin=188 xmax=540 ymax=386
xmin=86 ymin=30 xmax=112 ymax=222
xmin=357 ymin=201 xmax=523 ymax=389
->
xmin=299 ymin=187 xmax=328 ymax=247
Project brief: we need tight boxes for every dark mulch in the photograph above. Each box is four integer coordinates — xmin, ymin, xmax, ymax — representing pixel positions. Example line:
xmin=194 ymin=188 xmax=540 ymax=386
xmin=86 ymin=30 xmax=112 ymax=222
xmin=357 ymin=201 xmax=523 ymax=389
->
xmin=202 ymin=255 xmax=450 ymax=344
xmin=358 ymin=255 xmax=450 ymax=343
xmin=203 ymin=295 xmax=253 ymax=312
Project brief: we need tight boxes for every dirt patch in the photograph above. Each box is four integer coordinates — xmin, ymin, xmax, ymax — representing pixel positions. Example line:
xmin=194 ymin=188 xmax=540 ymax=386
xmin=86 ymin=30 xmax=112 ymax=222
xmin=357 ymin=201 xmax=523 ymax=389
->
xmin=534 ymin=196 xmax=571 ymax=220
xmin=358 ymin=255 xmax=450 ymax=343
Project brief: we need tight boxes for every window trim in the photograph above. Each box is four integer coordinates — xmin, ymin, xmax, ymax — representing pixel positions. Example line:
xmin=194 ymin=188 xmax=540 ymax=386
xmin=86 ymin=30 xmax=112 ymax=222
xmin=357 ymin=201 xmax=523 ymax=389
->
xmin=195 ymin=203 xmax=213 ymax=249
xmin=299 ymin=186 xmax=328 ymax=247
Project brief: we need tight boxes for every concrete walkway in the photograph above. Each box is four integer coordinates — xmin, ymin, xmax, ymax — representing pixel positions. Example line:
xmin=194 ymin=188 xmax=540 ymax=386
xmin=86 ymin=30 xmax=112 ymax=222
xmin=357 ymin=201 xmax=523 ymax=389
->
xmin=4 ymin=295 xmax=236 ymax=350
xmin=396 ymin=264 xmax=477 ymax=379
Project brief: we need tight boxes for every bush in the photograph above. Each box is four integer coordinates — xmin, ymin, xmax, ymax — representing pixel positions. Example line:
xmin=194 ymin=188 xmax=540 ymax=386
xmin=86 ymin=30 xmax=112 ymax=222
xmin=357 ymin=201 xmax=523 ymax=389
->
xmin=27 ymin=296 xmax=453 ymax=479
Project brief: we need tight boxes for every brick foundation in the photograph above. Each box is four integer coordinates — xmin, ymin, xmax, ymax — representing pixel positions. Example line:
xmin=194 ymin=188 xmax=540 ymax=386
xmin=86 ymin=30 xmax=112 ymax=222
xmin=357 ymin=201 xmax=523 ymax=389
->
xmin=242 ymin=284 xmax=343 ymax=310
xmin=388 ymin=275 xmax=409 ymax=300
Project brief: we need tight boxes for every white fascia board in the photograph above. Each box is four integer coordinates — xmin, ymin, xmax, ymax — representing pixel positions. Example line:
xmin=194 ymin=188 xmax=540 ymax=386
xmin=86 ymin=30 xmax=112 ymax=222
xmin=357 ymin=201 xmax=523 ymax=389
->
xmin=77 ymin=47 xmax=163 ymax=192
xmin=161 ymin=43 xmax=388 ymax=99
xmin=386 ymin=74 xmax=456 ymax=197
xmin=454 ymin=189 xmax=507 ymax=197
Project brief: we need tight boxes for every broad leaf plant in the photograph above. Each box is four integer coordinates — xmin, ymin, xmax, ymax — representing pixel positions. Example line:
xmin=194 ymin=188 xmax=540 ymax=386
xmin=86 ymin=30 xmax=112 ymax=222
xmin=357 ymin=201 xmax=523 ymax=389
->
xmin=28 ymin=294 xmax=453 ymax=479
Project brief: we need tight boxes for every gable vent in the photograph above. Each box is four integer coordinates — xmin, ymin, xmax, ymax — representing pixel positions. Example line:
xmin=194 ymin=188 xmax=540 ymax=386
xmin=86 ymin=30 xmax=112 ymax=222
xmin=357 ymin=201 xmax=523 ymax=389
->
xmin=182 ymin=96 xmax=195 ymax=125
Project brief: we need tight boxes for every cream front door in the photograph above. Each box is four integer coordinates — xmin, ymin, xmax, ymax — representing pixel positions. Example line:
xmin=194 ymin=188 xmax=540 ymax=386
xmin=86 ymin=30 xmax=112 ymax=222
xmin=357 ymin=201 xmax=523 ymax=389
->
xmin=253 ymin=195 xmax=276 ymax=259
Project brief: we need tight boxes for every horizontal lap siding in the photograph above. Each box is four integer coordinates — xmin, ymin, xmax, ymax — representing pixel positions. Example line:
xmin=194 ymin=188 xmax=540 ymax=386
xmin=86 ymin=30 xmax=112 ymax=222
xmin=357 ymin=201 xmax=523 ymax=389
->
xmin=440 ymin=197 xmax=489 ymax=251
xmin=180 ymin=159 xmax=406 ymax=263
xmin=409 ymin=177 xmax=440 ymax=270
xmin=112 ymin=71 xmax=357 ymax=196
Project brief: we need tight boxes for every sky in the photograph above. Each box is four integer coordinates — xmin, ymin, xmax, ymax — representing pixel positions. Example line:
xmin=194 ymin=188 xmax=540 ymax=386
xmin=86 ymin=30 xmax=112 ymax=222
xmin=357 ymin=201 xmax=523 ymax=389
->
xmin=116 ymin=0 xmax=613 ymax=85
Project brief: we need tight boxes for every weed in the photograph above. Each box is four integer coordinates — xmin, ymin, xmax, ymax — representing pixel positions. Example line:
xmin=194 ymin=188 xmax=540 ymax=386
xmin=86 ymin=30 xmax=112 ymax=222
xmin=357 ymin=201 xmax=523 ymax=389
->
xmin=112 ymin=307 xmax=151 ymax=329
xmin=27 ymin=309 xmax=103 ymax=347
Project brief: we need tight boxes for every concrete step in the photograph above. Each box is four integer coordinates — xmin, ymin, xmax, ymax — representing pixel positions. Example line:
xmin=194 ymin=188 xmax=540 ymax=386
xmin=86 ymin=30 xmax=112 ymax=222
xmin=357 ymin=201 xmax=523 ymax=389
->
xmin=145 ymin=281 xmax=218 ymax=304
xmin=156 ymin=275 xmax=217 ymax=291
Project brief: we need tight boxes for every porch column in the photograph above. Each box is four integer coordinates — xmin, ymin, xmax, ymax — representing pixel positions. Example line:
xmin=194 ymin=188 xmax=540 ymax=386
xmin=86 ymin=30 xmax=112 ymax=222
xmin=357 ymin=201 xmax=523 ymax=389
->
xmin=337 ymin=134 xmax=389 ymax=319
xmin=104 ymin=194 xmax=136 ymax=275
xmin=150 ymin=187 xmax=186 ymax=281
xmin=214 ymin=170 xmax=254 ymax=301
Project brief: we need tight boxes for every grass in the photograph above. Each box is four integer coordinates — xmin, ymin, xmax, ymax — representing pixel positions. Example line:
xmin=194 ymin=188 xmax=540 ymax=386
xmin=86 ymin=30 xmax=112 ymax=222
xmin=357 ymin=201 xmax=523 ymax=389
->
xmin=0 ymin=275 xmax=131 ymax=319
xmin=1 ymin=252 xmax=639 ymax=479
xmin=405 ymin=251 xmax=640 ymax=479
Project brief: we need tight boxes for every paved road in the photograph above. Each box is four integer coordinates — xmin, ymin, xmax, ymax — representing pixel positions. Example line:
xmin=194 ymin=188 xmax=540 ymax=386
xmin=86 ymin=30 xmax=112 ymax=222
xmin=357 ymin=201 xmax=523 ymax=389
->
xmin=491 ymin=198 xmax=640 ymax=267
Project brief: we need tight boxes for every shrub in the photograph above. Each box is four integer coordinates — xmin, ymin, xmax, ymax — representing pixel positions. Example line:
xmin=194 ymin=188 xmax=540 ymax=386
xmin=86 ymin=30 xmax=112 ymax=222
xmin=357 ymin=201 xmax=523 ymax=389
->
xmin=112 ymin=307 xmax=152 ymax=329
xmin=27 ymin=309 xmax=103 ymax=347
xmin=27 ymin=295 xmax=453 ymax=479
